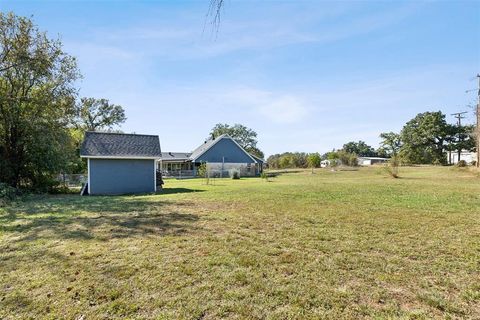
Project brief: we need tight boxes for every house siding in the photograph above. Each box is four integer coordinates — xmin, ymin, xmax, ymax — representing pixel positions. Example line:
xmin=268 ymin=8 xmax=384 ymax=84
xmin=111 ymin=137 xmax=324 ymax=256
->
xmin=195 ymin=138 xmax=254 ymax=163
xmin=89 ymin=159 xmax=155 ymax=195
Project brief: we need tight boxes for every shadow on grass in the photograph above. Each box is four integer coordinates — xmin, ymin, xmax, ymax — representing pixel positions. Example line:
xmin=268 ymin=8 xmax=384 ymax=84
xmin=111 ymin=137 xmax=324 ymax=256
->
xmin=159 ymin=188 xmax=204 ymax=195
xmin=0 ymin=195 xmax=200 ymax=242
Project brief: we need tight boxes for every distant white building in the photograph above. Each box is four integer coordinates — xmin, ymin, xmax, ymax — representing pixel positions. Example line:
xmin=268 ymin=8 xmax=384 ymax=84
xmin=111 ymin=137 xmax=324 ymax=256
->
xmin=357 ymin=157 xmax=389 ymax=166
xmin=320 ymin=160 xmax=331 ymax=168
xmin=447 ymin=151 xmax=477 ymax=165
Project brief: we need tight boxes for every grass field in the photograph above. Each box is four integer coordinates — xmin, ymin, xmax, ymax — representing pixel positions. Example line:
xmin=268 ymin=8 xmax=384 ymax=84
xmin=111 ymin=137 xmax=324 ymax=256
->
xmin=1 ymin=166 xmax=479 ymax=319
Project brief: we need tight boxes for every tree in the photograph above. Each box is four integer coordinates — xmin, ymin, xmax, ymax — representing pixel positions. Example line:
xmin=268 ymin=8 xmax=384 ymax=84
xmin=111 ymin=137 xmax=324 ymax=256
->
xmin=449 ymin=124 xmax=476 ymax=161
xmin=342 ymin=141 xmax=376 ymax=157
xmin=266 ymin=152 xmax=309 ymax=169
xmin=207 ymin=0 xmax=224 ymax=32
xmin=210 ymin=123 xmax=264 ymax=158
xmin=307 ymin=153 xmax=321 ymax=173
xmin=266 ymin=154 xmax=280 ymax=169
xmin=379 ymin=132 xmax=402 ymax=157
xmin=337 ymin=150 xmax=358 ymax=167
xmin=0 ymin=13 xmax=80 ymax=189
xmin=76 ymin=97 xmax=126 ymax=131
xmin=399 ymin=111 xmax=452 ymax=164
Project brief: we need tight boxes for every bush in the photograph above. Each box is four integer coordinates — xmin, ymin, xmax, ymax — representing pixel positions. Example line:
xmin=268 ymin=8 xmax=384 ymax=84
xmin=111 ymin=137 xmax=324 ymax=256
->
xmin=457 ymin=160 xmax=467 ymax=167
xmin=197 ymin=163 xmax=207 ymax=178
xmin=230 ymin=169 xmax=240 ymax=179
xmin=337 ymin=150 xmax=358 ymax=167
xmin=384 ymin=155 xmax=401 ymax=178
xmin=0 ymin=183 xmax=18 ymax=206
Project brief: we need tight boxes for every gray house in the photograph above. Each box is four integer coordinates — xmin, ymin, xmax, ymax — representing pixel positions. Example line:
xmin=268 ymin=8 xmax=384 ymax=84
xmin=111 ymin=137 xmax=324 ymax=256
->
xmin=80 ymin=132 xmax=161 ymax=195
xmin=160 ymin=134 xmax=263 ymax=177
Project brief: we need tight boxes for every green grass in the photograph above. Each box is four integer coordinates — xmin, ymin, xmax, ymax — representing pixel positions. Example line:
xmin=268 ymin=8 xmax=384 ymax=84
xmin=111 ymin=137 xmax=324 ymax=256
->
xmin=1 ymin=166 xmax=479 ymax=319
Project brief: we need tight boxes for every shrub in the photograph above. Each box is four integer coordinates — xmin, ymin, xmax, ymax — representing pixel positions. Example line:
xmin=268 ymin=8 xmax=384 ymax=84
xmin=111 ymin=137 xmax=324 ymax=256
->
xmin=457 ymin=160 xmax=467 ymax=167
xmin=197 ymin=163 xmax=207 ymax=177
xmin=230 ymin=169 xmax=240 ymax=179
xmin=337 ymin=150 xmax=358 ymax=167
xmin=384 ymin=155 xmax=401 ymax=178
xmin=0 ymin=183 xmax=18 ymax=206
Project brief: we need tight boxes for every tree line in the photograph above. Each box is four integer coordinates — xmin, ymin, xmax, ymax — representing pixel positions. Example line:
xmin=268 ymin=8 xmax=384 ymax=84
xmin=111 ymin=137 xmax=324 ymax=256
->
xmin=0 ymin=13 xmax=126 ymax=192
xmin=268 ymin=111 xmax=477 ymax=169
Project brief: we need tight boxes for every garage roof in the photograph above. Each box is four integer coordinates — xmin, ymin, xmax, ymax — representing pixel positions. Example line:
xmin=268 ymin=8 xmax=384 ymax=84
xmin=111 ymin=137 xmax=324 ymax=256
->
xmin=80 ymin=131 xmax=161 ymax=158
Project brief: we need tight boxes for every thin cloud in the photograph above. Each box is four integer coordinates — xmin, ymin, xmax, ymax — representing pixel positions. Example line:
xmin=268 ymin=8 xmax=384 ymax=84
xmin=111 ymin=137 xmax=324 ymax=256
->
xmin=220 ymin=87 xmax=309 ymax=124
xmin=68 ymin=1 xmax=422 ymax=62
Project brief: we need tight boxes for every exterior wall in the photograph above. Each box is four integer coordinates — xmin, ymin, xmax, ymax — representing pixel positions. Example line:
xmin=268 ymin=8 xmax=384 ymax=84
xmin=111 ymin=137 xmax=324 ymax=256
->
xmin=206 ymin=163 xmax=256 ymax=177
xmin=89 ymin=158 xmax=155 ymax=195
xmin=195 ymin=138 xmax=255 ymax=164
xmin=447 ymin=151 xmax=477 ymax=165
xmin=358 ymin=158 xmax=388 ymax=166
xmin=358 ymin=159 xmax=372 ymax=166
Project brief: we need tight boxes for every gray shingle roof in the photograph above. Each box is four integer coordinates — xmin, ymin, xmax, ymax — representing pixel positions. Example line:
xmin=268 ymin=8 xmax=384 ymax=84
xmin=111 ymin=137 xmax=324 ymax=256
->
xmin=80 ymin=131 xmax=161 ymax=158
xmin=161 ymin=152 xmax=192 ymax=161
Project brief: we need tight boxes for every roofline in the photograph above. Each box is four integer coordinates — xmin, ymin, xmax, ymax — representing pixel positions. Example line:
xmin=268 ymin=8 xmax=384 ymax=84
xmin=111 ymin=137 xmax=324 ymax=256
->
xmin=190 ymin=134 xmax=257 ymax=163
xmin=84 ymin=131 xmax=159 ymax=138
xmin=357 ymin=157 xmax=389 ymax=160
xmin=250 ymin=154 xmax=265 ymax=162
xmin=162 ymin=151 xmax=192 ymax=154
xmin=160 ymin=159 xmax=191 ymax=162
xmin=81 ymin=155 xmax=160 ymax=160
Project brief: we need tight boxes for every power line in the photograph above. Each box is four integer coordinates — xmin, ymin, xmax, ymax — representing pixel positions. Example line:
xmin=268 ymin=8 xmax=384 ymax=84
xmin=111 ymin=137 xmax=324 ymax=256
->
xmin=450 ymin=111 xmax=468 ymax=164
xmin=451 ymin=111 xmax=468 ymax=127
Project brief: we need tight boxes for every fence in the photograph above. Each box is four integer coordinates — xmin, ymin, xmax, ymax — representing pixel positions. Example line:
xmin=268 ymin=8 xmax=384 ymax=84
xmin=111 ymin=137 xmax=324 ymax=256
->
xmin=55 ymin=174 xmax=87 ymax=187
xmin=206 ymin=163 xmax=257 ymax=177
xmin=161 ymin=170 xmax=196 ymax=179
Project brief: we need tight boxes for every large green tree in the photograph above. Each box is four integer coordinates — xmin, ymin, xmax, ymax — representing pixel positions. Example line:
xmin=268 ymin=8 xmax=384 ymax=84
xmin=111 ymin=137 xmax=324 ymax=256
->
xmin=210 ymin=123 xmax=264 ymax=158
xmin=75 ymin=97 xmax=126 ymax=131
xmin=342 ymin=141 xmax=376 ymax=157
xmin=399 ymin=111 xmax=453 ymax=164
xmin=0 ymin=13 xmax=80 ymax=189
xmin=379 ymin=132 xmax=402 ymax=157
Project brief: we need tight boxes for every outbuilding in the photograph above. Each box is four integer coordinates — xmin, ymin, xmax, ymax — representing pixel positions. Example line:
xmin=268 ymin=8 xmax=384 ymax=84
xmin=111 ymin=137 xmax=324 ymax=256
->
xmin=357 ymin=157 xmax=389 ymax=166
xmin=80 ymin=131 xmax=161 ymax=195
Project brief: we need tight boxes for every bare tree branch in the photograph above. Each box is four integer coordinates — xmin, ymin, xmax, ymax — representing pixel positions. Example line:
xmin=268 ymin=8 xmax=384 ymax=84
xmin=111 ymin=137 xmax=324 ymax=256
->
xmin=205 ymin=0 xmax=225 ymax=38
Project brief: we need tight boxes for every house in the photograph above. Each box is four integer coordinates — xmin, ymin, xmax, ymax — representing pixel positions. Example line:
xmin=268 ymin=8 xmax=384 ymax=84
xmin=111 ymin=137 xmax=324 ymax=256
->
xmin=447 ymin=150 xmax=477 ymax=165
xmin=250 ymin=153 xmax=266 ymax=175
xmin=160 ymin=134 xmax=263 ymax=177
xmin=80 ymin=131 xmax=161 ymax=195
xmin=357 ymin=157 xmax=389 ymax=166
xmin=161 ymin=152 xmax=193 ymax=174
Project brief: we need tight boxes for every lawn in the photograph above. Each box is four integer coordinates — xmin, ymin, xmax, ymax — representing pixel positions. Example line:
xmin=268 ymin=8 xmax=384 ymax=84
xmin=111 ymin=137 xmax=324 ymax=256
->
xmin=1 ymin=166 xmax=479 ymax=319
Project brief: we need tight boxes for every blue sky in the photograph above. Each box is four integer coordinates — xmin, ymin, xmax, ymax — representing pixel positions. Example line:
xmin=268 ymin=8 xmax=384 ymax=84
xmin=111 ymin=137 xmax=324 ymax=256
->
xmin=1 ymin=0 xmax=479 ymax=156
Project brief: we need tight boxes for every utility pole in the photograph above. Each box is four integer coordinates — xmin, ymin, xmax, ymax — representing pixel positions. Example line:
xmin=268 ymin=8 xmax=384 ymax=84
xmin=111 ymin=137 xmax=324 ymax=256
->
xmin=468 ymin=74 xmax=480 ymax=167
xmin=451 ymin=111 xmax=468 ymax=163
xmin=477 ymin=74 xmax=480 ymax=167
